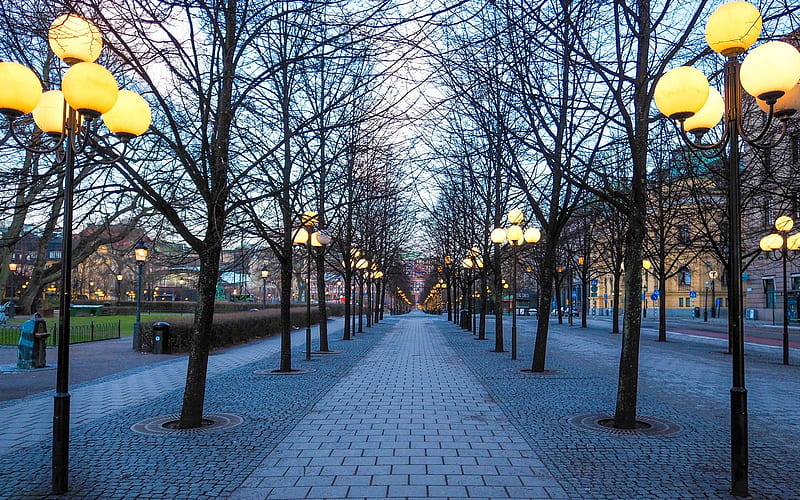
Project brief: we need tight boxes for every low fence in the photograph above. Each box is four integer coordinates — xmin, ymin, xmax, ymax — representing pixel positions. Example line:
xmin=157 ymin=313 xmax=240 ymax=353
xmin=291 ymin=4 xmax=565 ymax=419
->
xmin=0 ymin=321 xmax=121 ymax=346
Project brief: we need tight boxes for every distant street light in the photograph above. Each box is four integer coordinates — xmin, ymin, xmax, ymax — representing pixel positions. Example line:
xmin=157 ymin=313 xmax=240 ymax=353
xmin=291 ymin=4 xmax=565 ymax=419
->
xmin=133 ymin=241 xmax=149 ymax=351
xmin=8 ymin=259 xmax=17 ymax=298
xmin=116 ymin=274 xmax=123 ymax=306
xmin=491 ymin=209 xmax=541 ymax=360
xmin=759 ymin=215 xmax=800 ymax=365
xmin=261 ymin=268 xmax=269 ymax=308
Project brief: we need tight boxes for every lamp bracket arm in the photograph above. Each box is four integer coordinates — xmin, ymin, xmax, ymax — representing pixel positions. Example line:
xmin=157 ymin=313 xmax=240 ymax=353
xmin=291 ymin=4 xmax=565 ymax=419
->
xmin=86 ymin=133 xmax=128 ymax=165
xmin=739 ymin=117 xmax=788 ymax=150
xmin=677 ymin=120 xmax=727 ymax=152
xmin=3 ymin=118 xmax=67 ymax=155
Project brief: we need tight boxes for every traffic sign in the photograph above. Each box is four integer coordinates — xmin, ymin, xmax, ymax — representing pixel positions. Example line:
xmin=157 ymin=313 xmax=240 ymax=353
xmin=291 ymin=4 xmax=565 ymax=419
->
xmin=689 ymin=290 xmax=697 ymax=298
xmin=651 ymin=293 xmax=658 ymax=301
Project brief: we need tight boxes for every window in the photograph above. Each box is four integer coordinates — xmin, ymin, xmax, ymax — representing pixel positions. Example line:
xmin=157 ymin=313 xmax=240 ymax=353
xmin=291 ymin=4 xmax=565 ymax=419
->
xmin=677 ymin=224 xmax=690 ymax=244
xmin=763 ymin=198 xmax=774 ymax=229
xmin=763 ymin=278 xmax=776 ymax=309
xmin=679 ymin=298 xmax=684 ymax=307
xmin=678 ymin=267 xmax=691 ymax=286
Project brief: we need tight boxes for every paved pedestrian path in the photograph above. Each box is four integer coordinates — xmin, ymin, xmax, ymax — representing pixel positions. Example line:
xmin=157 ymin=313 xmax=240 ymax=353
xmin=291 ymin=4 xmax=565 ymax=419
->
xmin=230 ymin=314 xmax=565 ymax=499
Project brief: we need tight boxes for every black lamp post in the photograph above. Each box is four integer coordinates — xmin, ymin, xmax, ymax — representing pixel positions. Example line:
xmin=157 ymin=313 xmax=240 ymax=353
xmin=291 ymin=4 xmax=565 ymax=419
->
xmin=8 ymin=259 xmax=17 ymax=299
xmin=133 ymin=241 xmax=148 ymax=351
xmin=709 ymin=270 xmax=718 ymax=318
xmin=293 ymin=211 xmax=331 ymax=360
xmin=654 ymin=2 xmax=800 ymax=495
xmin=0 ymin=14 xmax=151 ymax=493
xmin=492 ymin=209 xmax=541 ymax=360
xmin=261 ymin=268 xmax=269 ymax=308
xmin=760 ymin=215 xmax=799 ymax=365
xmin=116 ymin=274 xmax=123 ymax=306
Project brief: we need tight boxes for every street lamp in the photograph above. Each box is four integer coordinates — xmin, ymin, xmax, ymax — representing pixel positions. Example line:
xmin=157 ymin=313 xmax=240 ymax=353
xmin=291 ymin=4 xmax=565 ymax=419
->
xmin=708 ymin=269 xmax=718 ymax=319
xmin=293 ymin=211 xmax=331 ymax=360
xmin=0 ymin=14 xmax=151 ymax=494
xmin=491 ymin=209 xmax=541 ymax=360
xmin=133 ymin=241 xmax=148 ymax=351
xmin=759 ymin=215 xmax=800 ymax=365
xmin=642 ymin=259 xmax=652 ymax=319
xmin=8 ymin=259 xmax=17 ymax=298
xmin=116 ymin=274 xmax=123 ymax=306
xmin=654 ymin=2 xmax=800 ymax=495
xmin=261 ymin=267 xmax=269 ymax=308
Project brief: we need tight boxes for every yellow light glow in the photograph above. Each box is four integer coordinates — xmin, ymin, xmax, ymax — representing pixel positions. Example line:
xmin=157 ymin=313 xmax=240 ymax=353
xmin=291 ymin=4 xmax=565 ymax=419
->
xmin=759 ymin=233 xmax=783 ymax=252
xmin=705 ymin=1 xmax=762 ymax=56
xmin=787 ymin=233 xmax=800 ymax=251
xmin=756 ymin=81 xmax=800 ymax=119
xmin=507 ymin=208 xmax=524 ymax=224
xmin=62 ymin=62 xmax=118 ymax=119
xmin=523 ymin=227 xmax=541 ymax=244
xmin=683 ymin=87 xmax=724 ymax=133
xmin=0 ymin=62 xmax=42 ymax=117
xmin=301 ymin=210 xmax=318 ymax=226
xmin=491 ymin=227 xmax=507 ymax=244
xmin=654 ymin=66 xmax=710 ymax=120
xmin=740 ymin=41 xmax=800 ymax=104
xmin=32 ymin=90 xmax=67 ymax=134
xmin=101 ymin=90 xmax=151 ymax=140
xmin=48 ymin=14 xmax=104 ymax=64
xmin=507 ymin=225 xmax=523 ymax=244
xmin=642 ymin=259 xmax=652 ymax=270
xmin=775 ymin=216 xmax=794 ymax=232
xmin=292 ymin=227 xmax=309 ymax=244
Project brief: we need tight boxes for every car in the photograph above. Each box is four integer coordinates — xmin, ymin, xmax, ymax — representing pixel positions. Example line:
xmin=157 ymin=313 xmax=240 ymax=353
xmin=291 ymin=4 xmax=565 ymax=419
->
xmin=527 ymin=308 xmax=538 ymax=317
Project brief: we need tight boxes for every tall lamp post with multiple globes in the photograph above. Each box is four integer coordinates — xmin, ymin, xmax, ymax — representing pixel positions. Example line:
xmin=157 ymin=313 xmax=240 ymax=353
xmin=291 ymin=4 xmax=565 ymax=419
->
xmin=293 ymin=211 xmax=331 ymax=360
xmin=0 ymin=14 xmax=151 ymax=493
xmin=654 ymin=2 xmax=800 ymax=496
xmin=491 ymin=209 xmax=541 ymax=360
xmin=759 ymin=215 xmax=800 ymax=366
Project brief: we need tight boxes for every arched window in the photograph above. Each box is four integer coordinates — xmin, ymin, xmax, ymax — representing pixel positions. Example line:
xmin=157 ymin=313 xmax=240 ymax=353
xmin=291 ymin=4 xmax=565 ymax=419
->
xmin=678 ymin=266 xmax=691 ymax=287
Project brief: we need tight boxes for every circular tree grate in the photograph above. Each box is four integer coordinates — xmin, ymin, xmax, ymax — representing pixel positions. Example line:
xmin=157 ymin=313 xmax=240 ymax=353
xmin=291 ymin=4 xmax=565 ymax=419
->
xmin=253 ymin=368 xmax=316 ymax=375
xmin=131 ymin=413 xmax=243 ymax=436
xmin=568 ymin=413 xmax=683 ymax=437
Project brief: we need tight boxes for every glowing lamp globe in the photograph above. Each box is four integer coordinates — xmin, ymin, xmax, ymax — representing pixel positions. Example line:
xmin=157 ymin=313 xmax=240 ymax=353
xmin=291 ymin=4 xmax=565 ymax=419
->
xmin=301 ymin=210 xmax=318 ymax=226
xmin=759 ymin=233 xmax=783 ymax=252
xmin=32 ymin=91 xmax=67 ymax=135
xmin=62 ymin=62 xmax=119 ymax=119
xmin=775 ymin=216 xmax=794 ymax=232
xmin=683 ymin=87 xmax=724 ymax=134
xmin=292 ymin=227 xmax=309 ymax=245
xmin=507 ymin=208 xmax=524 ymax=224
xmin=524 ymin=227 xmax=541 ymax=243
xmin=642 ymin=259 xmax=652 ymax=270
xmin=756 ymin=81 xmax=800 ymax=119
xmin=788 ymin=233 xmax=800 ymax=251
xmin=101 ymin=90 xmax=151 ymax=141
xmin=48 ymin=14 xmax=104 ymax=64
xmin=705 ymin=2 xmax=762 ymax=56
xmin=654 ymin=66 xmax=710 ymax=120
xmin=740 ymin=42 xmax=800 ymax=104
xmin=0 ymin=62 xmax=42 ymax=117
xmin=311 ymin=230 xmax=332 ymax=246
xmin=490 ymin=228 xmax=507 ymax=244
xmin=506 ymin=225 xmax=523 ymax=245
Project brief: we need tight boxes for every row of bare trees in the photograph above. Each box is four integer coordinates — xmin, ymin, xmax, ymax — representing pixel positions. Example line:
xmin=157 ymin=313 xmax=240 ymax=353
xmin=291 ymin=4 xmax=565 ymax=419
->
xmin=417 ymin=0 xmax=799 ymax=433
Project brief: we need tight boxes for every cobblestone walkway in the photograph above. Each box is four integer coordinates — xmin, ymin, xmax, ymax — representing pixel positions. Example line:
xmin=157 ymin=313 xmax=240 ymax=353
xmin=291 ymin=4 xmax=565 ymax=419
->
xmin=231 ymin=314 xmax=565 ymax=499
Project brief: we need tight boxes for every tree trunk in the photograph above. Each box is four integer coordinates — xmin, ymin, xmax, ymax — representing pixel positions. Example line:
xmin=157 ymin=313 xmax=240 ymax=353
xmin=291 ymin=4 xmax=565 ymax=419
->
xmin=532 ymin=243 xmax=556 ymax=372
xmin=315 ymin=251 xmax=329 ymax=351
xmin=179 ymin=249 xmax=220 ymax=428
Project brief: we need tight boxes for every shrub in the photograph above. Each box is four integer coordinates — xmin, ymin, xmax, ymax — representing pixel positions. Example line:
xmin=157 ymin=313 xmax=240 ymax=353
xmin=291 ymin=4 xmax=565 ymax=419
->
xmin=137 ymin=303 xmax=344 ymax=353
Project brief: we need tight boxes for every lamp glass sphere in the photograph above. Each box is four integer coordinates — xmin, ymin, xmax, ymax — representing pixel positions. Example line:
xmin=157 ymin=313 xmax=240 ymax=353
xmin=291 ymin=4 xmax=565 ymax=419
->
xmin=102 ymin=90 xmax=151 ymax=140
xmin=523 ymin=227 xmax=541 ymax=243
xmin=683 ymin=87 xmax=724 ymax=133
xmin=775 ymin=215 xmax=794 ymax=232
xmin=32 ymin=91 xmax=68 ymax=135
xmin=0 ymin=62 xmax=42 ymax=117
xmin=491 ymin=227 xmax=507 ymax=244
xmin=787 ymin=233 xmax=800 ymax=251
xmin=62 ymin=62 xmax=119 ymax=119
xmin=739 ymin=41 xmax=800 ymax=104
xmin=756 ymin=82 xmax=800 ymax=119
xmin=705 ymin=1 xmax=762 ymax=56
xmin=654 ymin=66 xmax=710 ymax=120
xmin=507 ymin=208 xmax=524 ymax=224
xmin=293 ymin=227 xmax=309 ymax=245
xmin=760 ymin=233 xmax=783 ymax=251
xmin=301 ymin=210 xmax=318 ymax=226
xmin=48 ymin=14 xmax=104 ymax=65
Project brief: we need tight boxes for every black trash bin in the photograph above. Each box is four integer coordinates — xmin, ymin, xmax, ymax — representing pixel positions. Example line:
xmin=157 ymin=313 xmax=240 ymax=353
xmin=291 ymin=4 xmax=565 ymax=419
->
xmin=152 ymin=322 xmax=170 ymax=354
xmin=459 ymin=309 xmax=469 ymax=329
xmin=694 ymin=307 xmax=701 ymax=318
xmin=32 ymin=317 xmax=49 ymax=368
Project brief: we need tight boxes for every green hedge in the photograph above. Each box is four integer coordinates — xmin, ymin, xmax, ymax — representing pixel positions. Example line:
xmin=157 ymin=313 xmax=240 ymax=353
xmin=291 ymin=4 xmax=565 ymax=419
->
xmin=136 ymin=303 xmax=345 ymax=353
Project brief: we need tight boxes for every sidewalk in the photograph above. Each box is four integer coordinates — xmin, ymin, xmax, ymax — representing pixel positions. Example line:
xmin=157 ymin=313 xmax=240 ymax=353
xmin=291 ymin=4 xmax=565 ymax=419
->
xmin=0 ymin=312 xmax=798 ymax=499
